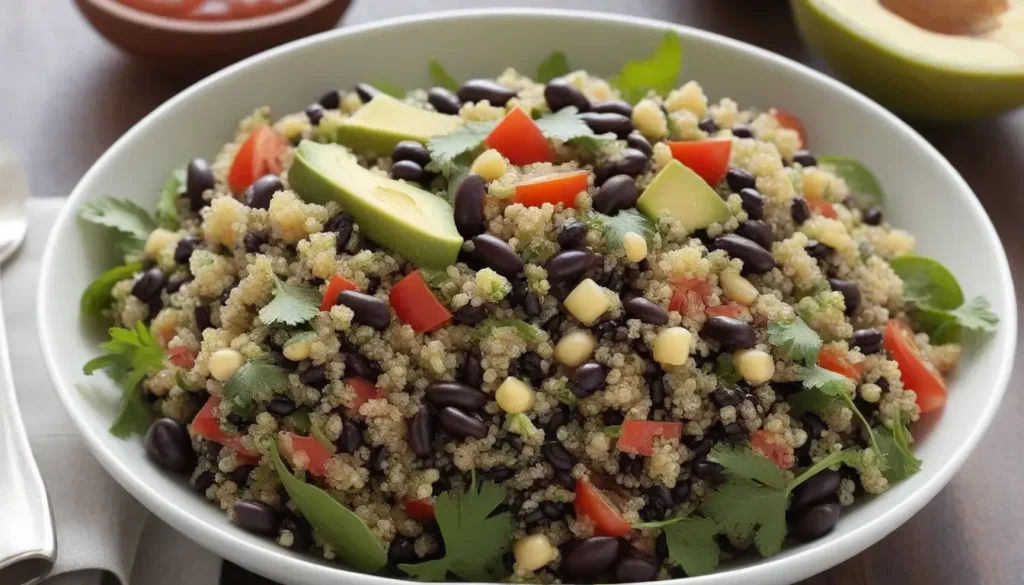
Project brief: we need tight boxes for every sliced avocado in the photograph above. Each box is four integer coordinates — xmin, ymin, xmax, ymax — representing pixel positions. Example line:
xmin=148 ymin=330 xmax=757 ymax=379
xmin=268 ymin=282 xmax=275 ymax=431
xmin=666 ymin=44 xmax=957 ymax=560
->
xmin=288 ymin=141 xmax=463 ymax=268
xmin=636 ymin=160 xmax=731 ymax=231
xmin=333 ymin=94 xmax=463 ymax=156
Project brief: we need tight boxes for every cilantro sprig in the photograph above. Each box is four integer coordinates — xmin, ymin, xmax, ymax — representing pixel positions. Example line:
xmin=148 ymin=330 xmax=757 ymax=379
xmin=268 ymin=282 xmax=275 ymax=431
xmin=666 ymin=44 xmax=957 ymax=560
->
xmin=80 ymin=262 xmax=144 ymax=317
xmin=258 ymin=275 xmax=321 ymax=326
xmin=767 ymin=317 xmax=821 ymax=366
xmin=536 ymin=50 xmax=571 ymax=82
xmin=789 ymin=365 xmax=883 ymax=462
xmin=633 ymin=514 xmax=721 ymax=577
xmin=80 ymin=196 xmax=158 ymax=255
xmin=875 ymin=416 xmax=922 ymax=482
xmin=223 ymin=359 xmax=291 ymax=417
xmin=584 ymin=208 xmax=655 ymax=250
xmin=83 ymin=321 xmax=165 ymax=438
xmin=610 ymin=31 xmax=683 ymax=103
xmin=156 ymin=167 xmax=184 ymax=230
xmin=426 ymin=121 xmax=498 ymax=174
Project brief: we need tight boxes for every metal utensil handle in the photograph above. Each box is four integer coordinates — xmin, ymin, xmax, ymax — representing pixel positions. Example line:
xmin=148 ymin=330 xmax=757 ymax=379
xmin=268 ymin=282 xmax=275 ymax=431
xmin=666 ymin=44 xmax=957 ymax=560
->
xmin=0 ymin=271 xmax=56 ymax=584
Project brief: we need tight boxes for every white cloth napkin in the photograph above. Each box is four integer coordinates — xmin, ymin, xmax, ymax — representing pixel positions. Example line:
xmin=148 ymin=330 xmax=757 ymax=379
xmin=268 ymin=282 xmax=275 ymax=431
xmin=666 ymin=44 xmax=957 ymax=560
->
xmin=4 ymin=198 xmax=222 ymax=585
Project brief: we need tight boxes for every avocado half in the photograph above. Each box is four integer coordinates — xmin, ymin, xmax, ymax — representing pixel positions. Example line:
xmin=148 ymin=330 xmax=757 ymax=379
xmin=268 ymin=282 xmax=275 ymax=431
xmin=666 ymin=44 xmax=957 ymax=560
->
xmin=792 ymin=0 xmax=1024 ymax=120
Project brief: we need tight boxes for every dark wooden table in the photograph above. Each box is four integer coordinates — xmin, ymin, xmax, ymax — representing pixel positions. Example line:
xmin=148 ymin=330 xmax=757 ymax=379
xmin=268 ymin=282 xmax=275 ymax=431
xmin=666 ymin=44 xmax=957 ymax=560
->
xmin=3 ymin=1 xmax=1021 ymax=584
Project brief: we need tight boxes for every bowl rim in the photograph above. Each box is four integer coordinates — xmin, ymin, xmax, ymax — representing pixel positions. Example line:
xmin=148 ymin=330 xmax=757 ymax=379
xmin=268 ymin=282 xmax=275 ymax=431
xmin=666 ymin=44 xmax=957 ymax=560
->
xmin=39 ymin=7 xmax=1018 ymax=585
xmin=80 ymin=0 xmax=341 ymax=34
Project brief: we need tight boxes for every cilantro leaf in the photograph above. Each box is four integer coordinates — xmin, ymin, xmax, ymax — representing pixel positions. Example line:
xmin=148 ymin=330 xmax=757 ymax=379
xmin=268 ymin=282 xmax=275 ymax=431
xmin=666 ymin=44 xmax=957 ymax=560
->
xmin=80 ymin=262 xmax=144 ymax=317
xmin=610 ymin=31 xmax=683 ymax=104
xmin=664 ymin=517 xmax=721 ymax=576
xmin=428 ymin=59 xmax=459 ymax=92
xmin=83 ymin=321 xmax=165 ymax=438
xmin=817 ymin=156 xmax=884 ymax=208
xmin=797 ymin=365 xmax=853 ymax=397
xmin=786 ymin=386 xmax=842 ymax=418
xmin=708 ymin=444 xmax=788 ymax=490
xmin=258 ymin=277 xmax=321 ymax=326
xmin=535 ymin=106 xmax=602 ymax=143
xmin=786 ymin=448 xmax=863 ymax=495
xmin=270 ymin=442 xmax=387 ymax=572
xmin=80 ymin=196 xmax=158 ymax=248
xmin=700 ymin=481 xmax=787 ymax=557
xmin=767 ymin=317 xmax=822 ymax=366
xmin=584 ymin=208 xmax=655 ymax=250
xmin=426 ymin=121 xmax=497 ymax=174
xmin=224 ymin=359 xmax=291 ymax=416
xmin=475 ymin=319 xmax=544 ymax=343
xmin=876 ymin=419 xmax=921 ymax=483
xmin=796 ymin=365 xmax=883 ymax=464
xmin=714 ymin=353 xmax=741 ymax=384
xmin=536 ymin=50 xmax=570 ymax=83
xmin=889 ymin=255 xmax=964 ymax=310
xmin=949 ymin=296 xmax=999 ymax=333
xmin=110 ymin=384 xmax=151 ymax=439
xmin=156 ymin=167 xmax=184 ymax=230
xmin=400 ymin=480 xmax=513 ymax=582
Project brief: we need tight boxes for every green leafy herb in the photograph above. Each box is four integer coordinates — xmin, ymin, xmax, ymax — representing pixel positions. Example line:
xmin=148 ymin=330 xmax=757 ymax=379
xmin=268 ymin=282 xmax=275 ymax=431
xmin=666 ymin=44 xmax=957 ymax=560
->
xmin=603 ymin=424 xmax=623 ymax=438
xmin=876 ymin=417 xmax=921 ymax=483
xmin=707 ymin=443 xmax=788 ymax=490
xmin=889 ymin=255 xmax=964 ymax=310
xmin=80 ymin=262 xmax=144 ymax=317
xmin=818 ymin=156 xmax=884 ymax=208
xmin=949 ymin=296 xmax=999 ymax=332
xmin=156 ymin=167 xmax=184 ymax=230
xmin=270 ymin=442 xmax=387 ymax=572
xmin=535 ymin=50 xmax=570 ymax=83
xmin=83 ymin=322 xmax=164 ymax=438
xmin=714 ymin=353 xmax=741 ymax=384
xmin=223 ymin=359 xmax=290 ymax=416
xmin=535 ymin=106 xmax=610 ymax=145
xmin=767 ymin=317 xmax=822 ymax=366
xmin=584 ymin=208 xmax=655 ymax=249
xmin=80 ymin=196 xmax=158 ymax=252
xmin=428 ymin=59 xmax=459 ymax=91
xmin=542 ymin=379 xmax=578 ymax=406
xmin=258 ymin=276 xmax=321 ymax=326
xmin=505 ymin=413 xmax=540 ymax=438
xmin=283 ymin=409 xmax=312 ymax=434
xmin=610 ymin=31 xmax=683 ymax=104
xmin=426 ymin=120 xmax=498 ymax=174
xmin=475 ymin=319 xmax=544 ymax=343
xmin=794 ymin=365 xmax=883 ymax=462
xmin=786 ymin=448 xmax=863 ymax=494
xmin=370 ymin=80 xmax=405 ymax=98
xmin=663 ymin=517 xmax=721 ymax=577
xmin=400 ymin=479 xmax=513 ymax=581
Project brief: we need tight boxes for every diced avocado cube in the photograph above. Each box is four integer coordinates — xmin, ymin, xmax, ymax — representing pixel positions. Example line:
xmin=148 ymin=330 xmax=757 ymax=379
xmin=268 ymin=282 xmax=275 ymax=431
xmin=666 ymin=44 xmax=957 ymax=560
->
xmin=636 ymin=160 xmax=731 ymax=231
xmin=333 ymin=94 xmax=463 ymax=156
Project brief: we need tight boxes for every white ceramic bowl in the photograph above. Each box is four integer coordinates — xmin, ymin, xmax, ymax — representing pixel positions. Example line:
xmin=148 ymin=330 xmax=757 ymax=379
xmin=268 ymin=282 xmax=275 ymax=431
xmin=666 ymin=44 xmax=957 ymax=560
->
xmin=38 ymin=8 xmax=1017 ymax=585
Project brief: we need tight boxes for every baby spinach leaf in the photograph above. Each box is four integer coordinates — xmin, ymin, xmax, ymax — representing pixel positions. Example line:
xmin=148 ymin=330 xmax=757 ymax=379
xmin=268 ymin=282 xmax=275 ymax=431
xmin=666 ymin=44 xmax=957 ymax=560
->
xmin=536 ymin=50 xmax=570 ymax=83
xmin=818 ymin=156 xmax=884 ymax=208
xmin=81 ymin=262 xmax=144 ymax=317
xmin=610 ymin=31 xmax=683 ymax=104
xmin=889 ymin=255 xmax=964 ymax=310
xmin=428 ymin=59 xmax=459 ymax=92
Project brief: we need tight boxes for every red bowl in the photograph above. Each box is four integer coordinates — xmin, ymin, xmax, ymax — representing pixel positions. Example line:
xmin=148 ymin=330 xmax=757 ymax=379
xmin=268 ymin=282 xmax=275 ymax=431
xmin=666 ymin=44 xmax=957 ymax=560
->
xmin=75 ymin=0 xmax=352 ymax=76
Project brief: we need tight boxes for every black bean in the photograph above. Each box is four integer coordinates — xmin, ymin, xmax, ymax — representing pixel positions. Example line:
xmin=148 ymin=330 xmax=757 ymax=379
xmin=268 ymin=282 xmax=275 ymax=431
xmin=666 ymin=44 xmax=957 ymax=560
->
xmin=279 ymin=516 xmax=312 ymax=551
xmin=731 ymin=125 xmax=754 ymax=138
xmin=544 ymin=407 xmax=567 ymax=436
xmin=735 ymin=220 xmax=774 ymax=250
xmin=711 ymin=386 xmax=743 ymax=408
xmin=244 ymin=175 xmax=283 ymax=209
xmin=426 ymin=382 xmax=488 ymax=411
xmin=336 ymin=290 xmax=391 ymax=329
xmin=345 ymin=353 xmax=379 ymax=381
xmin=791 ymin=469 xmax=842 ymax=510
xmin=571 ymin=362 xmax=607 ymax=397
xmin=593 ymin=175 xmax=639 ymax=215
xmin=722 ymin=422 xmax=747 ymax=441
xmin=454 ymin=356 xmax=480 ymax=390
xmin=487 ymin=466 xmax=513 ymax=483
xmin=851 ymin=328 xmax=883 ymax=354
xmin=519 ymin=351 xmax=546 ymax=386
xmin=172 ymin=237 xmax=199 ymax=265
xmin=299 ymin=364 xmax=328 ymax=389
xmin=802 ymin=413 xmax=827 ymax=439
xmin=544 ymin=78 xmax=590 ymax=112
xmin=640 ymin=493 xmax=668 ymax=522
xmin=194 ymin=306 xmax=212 ymax=333
xmin=370 ymin=445 xmax=388 ymax=473
xmin=553 ymin=470 xmax=576 ymax=490
xmin=337 ymin=421 xmax=364 ymax=454
xmin=557 ymin=220 xmax=587 ymax=250
xmin=702 ymin=316 xmax=757 ymax=350
xmin=524 ymin=293 xmax=541 ymax=318
xmin=522 ymin=508 xmax=546 ymax=526
xmin=560 ymin=537 xmax=622 ymax=580
xmin=232 ymin=500 xmax=278 ymax=536
xmin=615 ymin=550 xmax=659 ymax=583
xmin=391 ymin=160 xmax=424 ymax=183
xmin=726 ymin=168 xmax=756 ymax=192
xmin=438 ymin=406 xmax=488 ymax=440
xmin=392 ymin=140 xmax=431 ymax=167
xmin=243 ymin=232 xmax=266 ymax=253
xmin=602 ymin=411 xmax=625 ymax=427
xmin=144 ymin=419 xmax=194 ymax=472
xmin=545 ymin=250 xmax=592 ymax=285
xmin=132 ymin=268 xmax=166 ymax=302
xmin=805 ymin=240 xmax=832 ymax=259
xmin=625 ymin=131 xmax=653 ymax=157
xmin=690 ymin=438 xmax=713 ymax=460
xmin=792 ymin=196 xmax=811 ymax=224
xmin=504 ymin=435 xmax=524 ymax=453
xmin=365 ymin=276 xmax=380 ymax=295
xmin=649 ymin=485 xmax=674 ymax=509
xmin=471 ymin=234 xmax=524 ymax=277
xmin=165 ymin=276 xmax=189 ymax=294
xmin=193 ymin=470 xmax=215 ymax=492
xmin=324 ymin=211 xmax=354 ymax=255
xmin=354 ymin=83 xmax=380 ymax=103
xmin=408 ymin=406 xmax=435 ymax=457
xmin=796 ymin=503 xmax=841 ymax=541
xmin=591 ymin=99 xmax=633 ymax=118
xmin=453 ymin=304 xmax=487 ymax=325
xmin=693 ymin=460 xmax=723 ymax=480
xmin=542 ymin=442 xmax=574 ymax=472
xmin=305 ymin=103 xmax=325 ymax=126
xmin=863 ymin=207 xmax=883 ymax=226
xmin=427 ymin=87 xmax=461 ymax=115
xmin=622 ymin=296 xmax=669 ymax=325
xmin=457 ymin=79 xmax=516 ymax=106
xmin=739 ymin=188 xmax=765 ymax=220
xmin=185 ymin=158 xmax=214 ymax=211
xmin=266 ymin=396 xmax=295 ymax=417
xmin=649 ymin=377 xmax=665 ymax=407
xmin=793 ymin=150 xmax=818 ymax=167
xmin=714 ymin=234 xmax=777 ymax=274
xmin=453 ymin=173 xmax=486 ymax=239
xmin=698 ymin=117 xmax=718 ymax=134
xmin=318 ymin=89 xmax=341 ymax=110
xmin=231 ymin=464 xmax=253 ymax=487
xmin=579 ymin=112 xmax=632 ymax=138
xmin=537 ymin=501 xmax=561 ymax=520
xmin=643 ymin=359 xmax=660 ymax=380
xmin=615 ymin=148 xmax=649 ymax=178
xmin=671 ymin=481 xmax=691 ymax=505
xmin=827 ymin=278 xmax=861 ymax=315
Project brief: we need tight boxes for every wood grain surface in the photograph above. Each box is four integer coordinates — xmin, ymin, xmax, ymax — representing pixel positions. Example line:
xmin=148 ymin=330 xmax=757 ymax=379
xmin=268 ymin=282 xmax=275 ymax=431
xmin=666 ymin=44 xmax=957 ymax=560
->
xmin=2 ymin=2 xmax=1021 ymax=584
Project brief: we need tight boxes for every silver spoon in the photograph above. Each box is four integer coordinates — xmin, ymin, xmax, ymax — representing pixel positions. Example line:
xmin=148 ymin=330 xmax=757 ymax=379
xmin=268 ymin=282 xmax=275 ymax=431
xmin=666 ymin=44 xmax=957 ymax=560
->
xmin=0 ymin=146 xmax=56 ymax=585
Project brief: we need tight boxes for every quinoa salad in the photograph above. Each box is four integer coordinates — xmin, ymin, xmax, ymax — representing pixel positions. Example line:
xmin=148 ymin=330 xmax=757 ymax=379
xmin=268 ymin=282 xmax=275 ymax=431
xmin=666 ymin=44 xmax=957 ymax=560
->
xmin=79 ymin=34 xmax=999 ymax=583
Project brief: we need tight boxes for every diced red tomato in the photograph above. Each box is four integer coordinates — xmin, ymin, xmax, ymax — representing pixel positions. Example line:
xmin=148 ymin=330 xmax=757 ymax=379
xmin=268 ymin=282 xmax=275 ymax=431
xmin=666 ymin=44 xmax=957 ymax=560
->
xmin=807 ymin=198 xmax=838 ymax=219
xmin=484 ymin=106 xmax=551 ymax=166
xmin=389 ymin=271 xmax=452 ymax=333
xmin=282 ymin=432 xmax=332 ymax=477
xmin=346 ymin=377 xmax=383 ymax=414
xmin=884 ymin=319 xmax=947 ymax=414
xmin=227 ymin=125 xmax=288 ymax=194
xmin=773 ymin=109 xmax=809 ymax=148
xmin=818 ymin=347 xmax=864 ymax=381
xmin=403 ymin=499 xmax=436 ymax=522
xmin=190 ymin=397 xmax=260 ymax=461
xmin=167 ymin=346 xmax=196 ymax=369
xmin=321 ymin=274 xmax=358 ymax=312
xmin=616 ymin=420 xmax=683 ymax=457
xmin=705 ymin=303 xmax=744 ymax=318
xmin=668 ymin=278 xmax=711 ymax=314
xmin=665 ymin=140 xmax=732 ymax=186
xmin=117 ymin=0 xmax=204 ymax=17
xmin=750 ymin=430 xmax=795 ymax=469
xmin=575 ymin=478 xmax=632 ymax=537
xmin=514 ymin=170 xmax=590 ymax=208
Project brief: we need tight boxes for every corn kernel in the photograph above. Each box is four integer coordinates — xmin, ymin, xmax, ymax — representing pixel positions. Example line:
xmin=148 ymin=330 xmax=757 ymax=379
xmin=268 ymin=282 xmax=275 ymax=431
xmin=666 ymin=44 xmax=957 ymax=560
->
xmin=564 ymin=279 xmax=611 ymax=326
xmin=623 ymin=232 xmax=648 ymax=263
xmin=734 ymin=349 xmax=775 ymax=385
xmin=209 ymin=348 xmax=245 ymax=382
xmin=283 ymin=337 xmax=312 ymax=362
xmin=496 ymin=377 xmax=534 ymax=414
xmin=653 ymin=327 xmax=693 ymax=366
xmin=859 ymin=382 xmax=882 ymax=403
xmin=554 ymin=330 xmax=597 ymax=367
xmin=513 ymin=533 xmax=556 ymax=573
xmin=471 ymin=149 xmax=509 ymax=181
xmin=721 ymin=272 xmax=758 ymax=305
